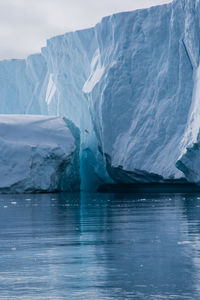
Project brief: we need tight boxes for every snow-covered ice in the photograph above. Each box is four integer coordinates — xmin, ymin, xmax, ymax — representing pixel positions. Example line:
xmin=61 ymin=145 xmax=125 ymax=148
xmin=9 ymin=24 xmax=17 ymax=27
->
xmin=0 ymin=115 xmax=80 ymax=193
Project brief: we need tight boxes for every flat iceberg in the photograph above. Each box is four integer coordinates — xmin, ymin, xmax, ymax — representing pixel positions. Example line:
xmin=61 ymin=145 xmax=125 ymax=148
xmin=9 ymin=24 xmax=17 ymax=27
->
xmin=0 ymin=115 xmax=80 ymax=193
xmin=1 ymin=0 xmax=200 ymax=189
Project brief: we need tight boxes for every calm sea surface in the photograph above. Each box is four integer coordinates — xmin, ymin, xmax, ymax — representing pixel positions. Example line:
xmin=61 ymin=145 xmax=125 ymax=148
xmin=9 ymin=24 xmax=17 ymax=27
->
xmin=0 ymin=192 xmax=200 ymax=299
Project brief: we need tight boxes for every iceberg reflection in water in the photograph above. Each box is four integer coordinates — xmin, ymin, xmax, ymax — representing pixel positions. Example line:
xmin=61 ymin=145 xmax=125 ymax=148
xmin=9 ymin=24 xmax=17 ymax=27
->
xmin=0 ymin=192 xmax=200 ymax=299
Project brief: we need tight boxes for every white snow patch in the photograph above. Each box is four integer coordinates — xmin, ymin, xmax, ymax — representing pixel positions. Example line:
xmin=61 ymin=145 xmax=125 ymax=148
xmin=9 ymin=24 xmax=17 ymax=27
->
xmin=83 ymin=49 xmax=104 ymax=93
xmin=45 ymin=74 xmax=56 ymax=105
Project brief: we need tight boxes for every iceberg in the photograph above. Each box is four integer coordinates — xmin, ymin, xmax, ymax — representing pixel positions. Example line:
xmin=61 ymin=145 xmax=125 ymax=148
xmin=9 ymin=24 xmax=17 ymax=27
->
xmin=0 ymin=115 xmax=80 ymax=193
xmin=1 ymin=0 xmax=200 ymax=189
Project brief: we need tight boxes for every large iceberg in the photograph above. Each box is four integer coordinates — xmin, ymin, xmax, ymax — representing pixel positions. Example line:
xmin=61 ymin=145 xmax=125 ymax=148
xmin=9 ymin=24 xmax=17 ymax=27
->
xmin=1 ymin=0 xmax=200 ymax=189
xmin=0 ymin=115 xmax=80 ymax=193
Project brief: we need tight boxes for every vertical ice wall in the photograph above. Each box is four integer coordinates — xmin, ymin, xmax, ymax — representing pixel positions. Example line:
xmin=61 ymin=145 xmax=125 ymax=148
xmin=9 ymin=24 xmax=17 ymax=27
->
xmin=176 ymin=0 xmax=200 ymax=183
xmin=0 ymin=55 xmax=47 ymax=114
xmin=39 ymin=30 xmax=112 ymax=190
xmin=84 ymin=0 xmax=195 ymax=182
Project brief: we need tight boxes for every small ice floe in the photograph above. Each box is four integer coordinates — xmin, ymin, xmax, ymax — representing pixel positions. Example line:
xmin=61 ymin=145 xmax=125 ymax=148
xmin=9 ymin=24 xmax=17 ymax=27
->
xmin=11 ymin=202 xmax=17 ymax=205
xmin=3 ymin=206 xmax=7 ymax=208
xmin=25 ymin=198 xmax=31 ymax=201
xmin=177 ymin=241 xmax=192 ymax=245
xmin=11 ymin=248 xmax=16 ymax=251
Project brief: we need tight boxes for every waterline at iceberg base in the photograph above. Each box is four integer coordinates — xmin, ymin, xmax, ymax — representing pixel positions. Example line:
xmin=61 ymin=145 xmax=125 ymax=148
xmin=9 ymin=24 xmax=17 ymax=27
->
xmin=1 ymin=0 xmax=200 ymax=191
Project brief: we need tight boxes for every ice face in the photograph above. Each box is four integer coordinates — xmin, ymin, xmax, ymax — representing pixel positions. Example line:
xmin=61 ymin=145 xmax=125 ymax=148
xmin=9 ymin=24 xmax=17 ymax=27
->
xmin=0 ymin=55 xmax=47 ymax=115
xmin=0 ymin=115 xmax=80 ymax=193
xmin=1 ymin=0 xmax=200 ymax=188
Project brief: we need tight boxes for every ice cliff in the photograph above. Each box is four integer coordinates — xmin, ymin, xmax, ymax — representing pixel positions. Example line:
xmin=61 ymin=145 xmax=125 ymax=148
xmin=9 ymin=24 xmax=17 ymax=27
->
xmin=0 ymin=115 xmax=80 ymax=193
xmin=1 ymin=0 xmax=200 ymax=189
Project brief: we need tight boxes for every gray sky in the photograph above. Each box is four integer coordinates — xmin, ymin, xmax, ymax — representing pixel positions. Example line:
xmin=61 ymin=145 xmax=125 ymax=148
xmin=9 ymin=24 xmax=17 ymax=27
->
xmin=0 ymin=0 xmax=172 ymax=60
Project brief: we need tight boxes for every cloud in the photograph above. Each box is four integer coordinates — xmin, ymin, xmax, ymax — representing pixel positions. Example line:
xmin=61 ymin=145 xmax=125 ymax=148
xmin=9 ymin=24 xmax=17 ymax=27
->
xmin=0 ymin=0 xmax=172 ymax=59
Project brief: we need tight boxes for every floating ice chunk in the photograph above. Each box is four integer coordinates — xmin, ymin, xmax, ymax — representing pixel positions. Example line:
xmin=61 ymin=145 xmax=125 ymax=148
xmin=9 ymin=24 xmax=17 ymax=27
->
xmin=0 ymin=115 xmax=80 ymax=193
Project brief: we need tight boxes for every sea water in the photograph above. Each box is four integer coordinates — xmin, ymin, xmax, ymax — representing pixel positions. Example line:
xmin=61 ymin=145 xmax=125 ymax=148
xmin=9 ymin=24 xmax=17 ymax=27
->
xmin=0 ymin=192 xmax=200 ymax=299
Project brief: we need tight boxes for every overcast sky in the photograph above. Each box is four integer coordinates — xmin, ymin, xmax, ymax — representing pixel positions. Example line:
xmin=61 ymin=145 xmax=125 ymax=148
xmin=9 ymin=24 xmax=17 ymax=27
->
xmin=0 ymin=0 xmax=172 ymax=60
